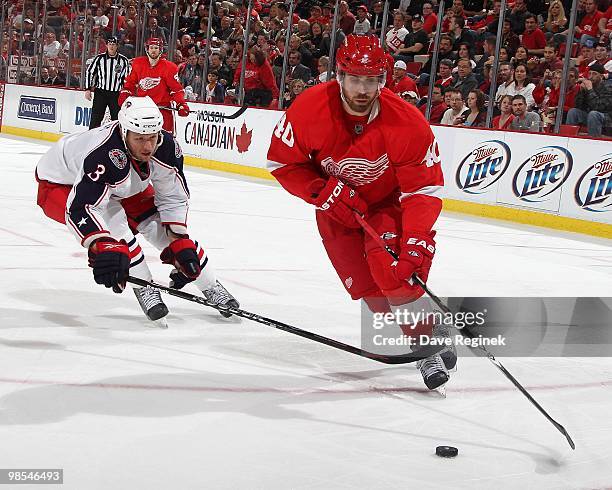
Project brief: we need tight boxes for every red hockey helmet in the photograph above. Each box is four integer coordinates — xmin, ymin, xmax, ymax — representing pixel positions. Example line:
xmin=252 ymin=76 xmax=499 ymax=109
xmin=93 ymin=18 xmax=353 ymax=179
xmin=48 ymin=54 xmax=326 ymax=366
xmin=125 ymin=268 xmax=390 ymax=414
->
xmin=145 ymin=37 xmax=164 ymax=48
xmin=336 ymin=35 xmax=387 ymax=77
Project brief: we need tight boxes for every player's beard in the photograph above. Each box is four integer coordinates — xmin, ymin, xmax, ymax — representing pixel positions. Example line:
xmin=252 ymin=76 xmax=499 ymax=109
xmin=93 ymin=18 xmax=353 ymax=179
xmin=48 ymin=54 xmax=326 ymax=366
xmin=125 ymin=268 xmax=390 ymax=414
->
xmin=147 ymin=51 xmax=161 ymax=62
xmin=342 ymin=91 xmax=377 ymax=115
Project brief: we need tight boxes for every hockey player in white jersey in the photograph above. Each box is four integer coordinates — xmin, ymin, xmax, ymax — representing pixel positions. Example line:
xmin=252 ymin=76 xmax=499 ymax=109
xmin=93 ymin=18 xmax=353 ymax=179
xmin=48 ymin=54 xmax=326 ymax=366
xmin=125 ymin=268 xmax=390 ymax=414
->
xmin=35 ymin=96 xmax=239 ymax=327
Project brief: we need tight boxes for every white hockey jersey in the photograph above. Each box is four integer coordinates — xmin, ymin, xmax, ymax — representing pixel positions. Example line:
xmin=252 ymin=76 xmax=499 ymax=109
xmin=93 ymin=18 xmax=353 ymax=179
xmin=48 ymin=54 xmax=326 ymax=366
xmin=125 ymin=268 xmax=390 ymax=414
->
xmin=36 ymin=121 xmax=190 ymax=248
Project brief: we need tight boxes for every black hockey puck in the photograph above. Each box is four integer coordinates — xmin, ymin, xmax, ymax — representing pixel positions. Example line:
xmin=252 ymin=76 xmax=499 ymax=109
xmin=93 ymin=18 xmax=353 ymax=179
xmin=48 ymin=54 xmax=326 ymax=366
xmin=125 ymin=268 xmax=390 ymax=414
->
xmin=435 ymin=446 xmax=458 ymax=458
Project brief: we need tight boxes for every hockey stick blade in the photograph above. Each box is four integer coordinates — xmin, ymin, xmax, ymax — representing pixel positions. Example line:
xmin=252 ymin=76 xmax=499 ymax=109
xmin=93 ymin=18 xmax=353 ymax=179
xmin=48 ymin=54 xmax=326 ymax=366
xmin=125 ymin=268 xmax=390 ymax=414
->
xmin=159 ymin=105 xmax=247 ymax=119
xmin=127 ymin=276 xmax=444 ymax=365
xmin=354 ymin=212 xmax=576 ymax=449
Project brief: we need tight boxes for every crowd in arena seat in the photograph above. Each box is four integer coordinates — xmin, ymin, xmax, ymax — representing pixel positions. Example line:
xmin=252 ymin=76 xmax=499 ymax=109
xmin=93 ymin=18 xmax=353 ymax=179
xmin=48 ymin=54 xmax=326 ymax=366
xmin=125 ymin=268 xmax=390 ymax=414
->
xmin=1 ymin=0 xmax=611 ymax=137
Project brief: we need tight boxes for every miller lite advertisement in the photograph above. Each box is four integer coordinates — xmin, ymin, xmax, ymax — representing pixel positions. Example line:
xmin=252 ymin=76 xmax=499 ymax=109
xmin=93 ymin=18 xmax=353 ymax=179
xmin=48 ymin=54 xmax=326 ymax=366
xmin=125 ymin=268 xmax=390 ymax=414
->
xmin=573 ymin=154 xmax=612 ymax=213
xmin=455 ymin=140 xmax=510 ymax=196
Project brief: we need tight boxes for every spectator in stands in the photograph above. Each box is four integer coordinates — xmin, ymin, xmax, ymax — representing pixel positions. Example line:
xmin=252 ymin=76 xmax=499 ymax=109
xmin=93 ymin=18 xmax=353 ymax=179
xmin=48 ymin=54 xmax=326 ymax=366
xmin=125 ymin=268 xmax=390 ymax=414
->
xmin=566 ymin=63 xmax=612 ymax=137
xmin=522 ymin=14 xmax=547 ymax=56
xmin=454 ymin=43 xmax=477 ymax=72
xmin=179 ymin=53 xmax=199 ymax=89
xmin=289 ymin=35 xmax=313 ymax=71
xmin=296 ymin=19 xmax=312 ymax=42
xmin=507 ymin=0 xmax=531 ymax=35
xmin=534 ymin=69 xmax=578 ymax=129
xmin=393 ymin=14 xmax=429 ymax=62
xmin=43 ymin=31 xmax=61 ymax=59
xmin=474 ymin=35 xmax=496 ymax=82
xmin=591 ymin=43 xmax=610 ymax=70
xmin=420 ymin=85 xmax=447 ymax=123
xmin=400 ymin=91 xmax=420 ymax=106
xmin=316 ymin=56 xmax=330 ymax=83
xmin=389 ymin=60 xmax=418 ymax=94
xmin=422 ymin=3 xmax=438 ymax=35
xmin=473 ymin=0 xmax=502 ymax=34
xmin=234 ymin=46 xmax=279 ymax=107
xmin=146 ymin=16 xmax=168 ymax=46
xmin=218 ymin=16 xmax=233 ymax=41
xmin=450 ymin=58 xmax=479 ymax=100
xmin=210 ymin=52 xmax=233 ymax=87
xmin=339 ymin=1 xmax=356 ymax=35
xmin=492 ymin=94 xmax=515 ymax=129
xmin=284 ymin=78 xmax=306 ymax=108
xmin=40 ymin=66 xmax=51 ymax=85
xmin=576 ymin=0 xmax=603 ymax=46
xmin=309 ymin=22 xmax=325 ymax=59
xmin=418 ymin=35 xmax=456 ymax=85
xmin=576 ymin=43 xmax=596 ymax=77
xmin=354 ymin=6 xmax=371 ymax=35
xmin=505 ymin=62 xmax=536 ymax=109
xmin=286 ymin=50 xmax=312 ymax=84
xmin=386 ymin=11 xmax=409 ymax=53
xmin=436 ymin=59 xmax=456 ymax=87
xmin=495 ymin=62 xmax=515 ymax=104
xmin=544 ymin=0 xmax=567 ymax=37
xmin=449 ymin=16 xmax=477 ymax=50
xmin=204 ymin=70 xmax=225 ymax=103
xmin=46 ymin=66 xmax=65 ymax=86
xmin=463 ymin=89 xmax=487 ymax=127
xmin=441 ymin=89 xmax=469 ymax=125
xmin=501 ymin=19 xmax=521 ymax=54
xmin=463 ymin=0 xmax=486 ymax=17
xmin=512 ymin=46 xmax=530 ymax=69
xmin=531 ymin=43 xmax=564 ymax=79
xmin=598 ymin=5 xmax=612 ymax=41
xmin=320 ymin=24 xmax=346 ymax=62
xmin=510 ymin=94 xmax=541 ymax=131
xmin=371 ymin=1 xmax=390 ymax=36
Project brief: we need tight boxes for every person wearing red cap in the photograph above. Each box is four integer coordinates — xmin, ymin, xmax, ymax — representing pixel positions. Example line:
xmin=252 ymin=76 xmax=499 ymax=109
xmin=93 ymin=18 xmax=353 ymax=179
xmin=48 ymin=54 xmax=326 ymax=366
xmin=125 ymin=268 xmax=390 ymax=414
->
xmin=119 ymin=38 xmax=190 ymax=134
xmin=353 ymin=5 xmax=371 ymax=35
xmin=267 ymin=35 xmax=455 ymax=391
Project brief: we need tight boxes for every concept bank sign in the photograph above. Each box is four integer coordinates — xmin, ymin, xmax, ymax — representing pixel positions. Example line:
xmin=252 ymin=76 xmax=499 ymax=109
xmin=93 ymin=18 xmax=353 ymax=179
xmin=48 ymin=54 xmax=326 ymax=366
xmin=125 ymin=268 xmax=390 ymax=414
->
xmin=455 ymin=140 xmax=510 ymax=194
xmin=574 ymin=154 xmax=612 ymax=212
xmin=512 ymin=146 xmax=573 ymax=202
xmin=17 ymin=96 xmax=56 ymax=123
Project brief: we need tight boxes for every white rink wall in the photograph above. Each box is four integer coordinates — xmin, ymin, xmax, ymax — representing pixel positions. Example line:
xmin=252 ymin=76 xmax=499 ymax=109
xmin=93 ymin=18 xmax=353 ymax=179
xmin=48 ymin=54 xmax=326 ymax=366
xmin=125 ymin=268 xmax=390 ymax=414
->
xmin=1 ymin=83 xmax=610 ymax=231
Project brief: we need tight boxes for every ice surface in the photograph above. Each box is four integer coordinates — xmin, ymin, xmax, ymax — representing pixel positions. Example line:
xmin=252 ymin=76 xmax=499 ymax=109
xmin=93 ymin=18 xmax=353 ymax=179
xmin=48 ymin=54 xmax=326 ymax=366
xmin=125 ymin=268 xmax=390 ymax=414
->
xmin=0 ymin=135 xmax=610 ymax=489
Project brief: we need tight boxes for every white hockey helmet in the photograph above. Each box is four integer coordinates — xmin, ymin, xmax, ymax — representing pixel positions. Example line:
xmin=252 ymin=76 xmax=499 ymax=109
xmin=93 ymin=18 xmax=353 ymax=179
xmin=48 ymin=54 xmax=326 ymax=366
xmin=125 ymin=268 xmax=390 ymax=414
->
xmin=118 ymin=96 xmax=164 ymax=136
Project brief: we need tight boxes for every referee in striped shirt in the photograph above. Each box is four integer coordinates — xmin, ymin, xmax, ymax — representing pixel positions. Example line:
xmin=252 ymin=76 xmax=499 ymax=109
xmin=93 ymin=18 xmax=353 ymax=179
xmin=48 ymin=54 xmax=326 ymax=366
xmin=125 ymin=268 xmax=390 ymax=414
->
xmin=85 ymin=36 xmax=130 ymax=129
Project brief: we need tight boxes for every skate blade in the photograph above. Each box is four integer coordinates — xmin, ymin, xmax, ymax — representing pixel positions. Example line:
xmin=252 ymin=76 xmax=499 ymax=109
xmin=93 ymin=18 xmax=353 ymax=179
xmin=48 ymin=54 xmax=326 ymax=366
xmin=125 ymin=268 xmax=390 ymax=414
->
xmin=147 ymin=317 xmax=168 ymax=329
xmin=434 ymin=384 xmax=447 ymax=398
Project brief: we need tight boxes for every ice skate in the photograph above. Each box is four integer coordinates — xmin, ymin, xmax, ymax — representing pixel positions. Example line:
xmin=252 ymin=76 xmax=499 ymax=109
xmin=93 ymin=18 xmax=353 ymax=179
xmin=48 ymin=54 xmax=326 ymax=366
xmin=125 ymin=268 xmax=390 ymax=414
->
xmin=133 ymin=285 xmax=169 ymax=328
xmin=417 ymin=354 xmax=449 ymax=390
xmin=432 ymin=323 xmax=457 ymax=371
xmin=202 ymin=280 xmax=240 ymax=318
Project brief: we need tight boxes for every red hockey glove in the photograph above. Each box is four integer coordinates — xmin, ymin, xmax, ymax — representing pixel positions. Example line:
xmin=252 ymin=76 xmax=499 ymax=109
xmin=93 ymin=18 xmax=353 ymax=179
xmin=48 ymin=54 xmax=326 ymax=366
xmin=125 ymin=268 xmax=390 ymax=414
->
xmin=312 ymin=177 xmax=367 ymax=229
xmin=394 ymin=231 xmax=436 ymax=301
xmin=160 ymin=238 xmax=201 ymax=281
xmin=177 ymin=102 xmax=190 ymax=117
xmin=88 ymin=237 xmax=130 ymax=294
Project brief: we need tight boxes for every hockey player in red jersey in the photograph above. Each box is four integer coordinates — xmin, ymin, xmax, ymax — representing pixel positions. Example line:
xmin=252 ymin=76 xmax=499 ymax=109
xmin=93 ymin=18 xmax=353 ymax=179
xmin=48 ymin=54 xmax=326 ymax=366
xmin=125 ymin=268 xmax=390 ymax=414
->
xmin=35 ymin=97 xmax=239 ymax=327
xmin=119 ymin=38 xmax=190 ymax=133
xmin=267 ymin=35 xmax=456 ymax=390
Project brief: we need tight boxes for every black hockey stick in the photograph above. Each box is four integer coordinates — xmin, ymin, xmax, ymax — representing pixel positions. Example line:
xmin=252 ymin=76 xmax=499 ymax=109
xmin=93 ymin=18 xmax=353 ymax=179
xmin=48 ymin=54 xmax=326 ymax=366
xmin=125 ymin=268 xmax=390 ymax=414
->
xmin=354 ymin=213 xmax=576 ymax=450
xmin=127 ymin=276 xmax=444 ymax=365
xmin=159 ymin=105 xmax=248 ymax=119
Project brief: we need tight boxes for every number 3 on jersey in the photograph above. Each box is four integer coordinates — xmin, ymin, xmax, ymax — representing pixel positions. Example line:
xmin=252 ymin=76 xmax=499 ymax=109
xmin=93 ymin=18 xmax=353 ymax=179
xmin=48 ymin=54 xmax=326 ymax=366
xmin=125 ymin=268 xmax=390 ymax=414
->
xmin=87 ymin=164 xmax=106 ymax=181
xmin=273 ymin=114 xmax=294 ymax=148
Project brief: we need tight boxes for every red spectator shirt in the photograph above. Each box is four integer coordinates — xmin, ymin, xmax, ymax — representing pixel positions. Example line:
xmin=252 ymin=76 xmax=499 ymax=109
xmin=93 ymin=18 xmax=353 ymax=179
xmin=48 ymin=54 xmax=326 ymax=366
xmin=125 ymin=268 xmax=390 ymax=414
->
xmin=120 ymin=56 xmax=186 ymax=107
xmin=579 ymin=10 xmax=603 ymax=36
xmin=419 ymin=101 xmax=448 ymax=124
xmin=532 ymin=83 xmax=579 ymax=111
xmin=233 ymin=60 xmax=279 ymax=99
xmin=267 ymin=82 xmax=444 ymax=234
xmin=389 ymin=76 xmax=418 ymax=94
xmin=605 ymin=6 xmax=612 ymax=31
xmin=423 ymin=13 xmax=438 ymax=34
xmin=521 ymin=28 xmax=546 ymax=50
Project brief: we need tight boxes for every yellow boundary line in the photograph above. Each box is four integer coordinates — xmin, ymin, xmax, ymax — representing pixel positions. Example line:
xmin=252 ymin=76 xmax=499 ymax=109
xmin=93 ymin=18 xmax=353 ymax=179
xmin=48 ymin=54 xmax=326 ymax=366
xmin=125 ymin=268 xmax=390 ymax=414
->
xmin=3 ymin=125 xmax=610 ymax=239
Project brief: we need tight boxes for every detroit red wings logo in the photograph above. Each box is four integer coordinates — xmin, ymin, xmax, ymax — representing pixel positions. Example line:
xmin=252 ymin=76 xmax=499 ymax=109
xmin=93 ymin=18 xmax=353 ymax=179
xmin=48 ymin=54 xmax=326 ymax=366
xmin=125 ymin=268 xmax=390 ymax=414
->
xmin=321 ymin=154 xmax=389 ymax=186
xmin=139 ymin=77 xmax=161 ymax=91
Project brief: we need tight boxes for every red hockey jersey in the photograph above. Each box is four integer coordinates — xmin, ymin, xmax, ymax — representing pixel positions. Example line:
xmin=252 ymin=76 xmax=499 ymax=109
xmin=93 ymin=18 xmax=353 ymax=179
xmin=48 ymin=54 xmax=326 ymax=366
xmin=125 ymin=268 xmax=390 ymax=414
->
xmin=267 ymin=82 xmax=444 ymax=235
xmin=120 ymin=56 xmax=186 ymax=107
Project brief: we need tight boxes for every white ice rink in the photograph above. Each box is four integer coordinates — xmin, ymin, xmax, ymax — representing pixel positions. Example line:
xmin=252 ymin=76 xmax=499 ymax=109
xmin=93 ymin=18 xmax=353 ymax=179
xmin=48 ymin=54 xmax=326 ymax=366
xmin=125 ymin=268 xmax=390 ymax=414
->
xmin=0 ymin=134 xmax=611 ymax=489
